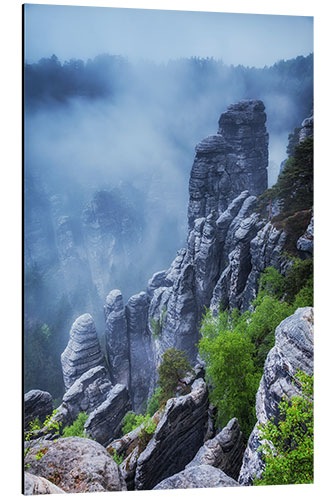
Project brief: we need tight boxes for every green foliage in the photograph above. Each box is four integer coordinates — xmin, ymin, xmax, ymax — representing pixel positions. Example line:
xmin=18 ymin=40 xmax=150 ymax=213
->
xmin=258 ymin=259 xmax=313 ymax=307
xmin=150 ymin=306 xmax=167 ymax=339
xmin=257 ymin=267 xmax=285 ymax=300
xmin=112 ymin=450 xmax=124 ymax=465
xmin=255 ymin=371 xmax=313 ymax=485
xmin=121 ymin=412 xmax=145 ymax=435
xmin=121 ymin=412 xmax=157 ymax=452
xmin=199 ymin=309 xmax=260 ymax=438
xmin=146 ymin=386 xmax=163 ymax=416
xmin=248 ymin=295 xmax=294 ymax=370
xmin=157 ymin=348 xmax=193 ymax=401
xmin=283 ymin=258 xmax=313 ymax=305
xmin=138 ymin=415 xmax=157 ymax=452
xmin=61 ymin=412 xmax=88 ymax=438
xmin=25 ymin=409 xmax=62 ymax=465
xmin=199 ymin=258 xmax=313 ymax=439
xmin=293 ymin=282 xmax=314 ymax=309
xmin=257 ymin=138 xmax=313 ymax=224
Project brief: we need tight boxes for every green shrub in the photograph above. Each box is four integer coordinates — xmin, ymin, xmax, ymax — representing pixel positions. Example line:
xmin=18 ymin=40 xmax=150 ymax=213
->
xmin=138 ymin=415 xmax=157 ymax=452
xmin=257 ymin=137 xmax=313 ymax=218
xmin=121 ymin=412 xmax=145 ymax=435
xmin=255 ymin=371 xmax=313 ymax=485
xmin=62 ymin=412 xmax=88 ymax=438
xmin=112 ymin=450 xmax=124 ymax=465
xmin=199 ymin=309 xmax=260 ymax=438
xmin=157 ymin=348 xmax=193 ymax=401
xmin=199 ymin=260 xmax=313 ymax=439
xmin=258 ymin=266 xmax=285 ymax=300
xmin=283 ymin=258 xmax=313 ymax=304
xmin=248 ymin=295 xmax=293 ymax=370
xmin=146 ymin=386 xmax=163 ymax=416
xmin=150 ymin=306 xmax=167 ymax=339
xmin=25 ymin=409 xmax=62 ymax=466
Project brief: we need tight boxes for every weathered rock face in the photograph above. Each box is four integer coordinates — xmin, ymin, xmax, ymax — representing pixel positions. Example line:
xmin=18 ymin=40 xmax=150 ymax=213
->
xmin=188 ymin=100 xmax=268 ymax=230
xmin=153 ymin=465 xmax=239 ymax=489
xmin=209 ymin=194 xmax=263 ymax=312
xmin=149 ymin=190 xmax=273 ymax=369
xmin=299 ymin=114 xmax=313 ymax=143
xmin=126 ymin=292 xmax=154 ymax=413
xmin=24 ymin=472 xmax=65 ymax=495
xmin=134 ymin=378 xmax=209 ymax=490
xmin=238 ymin=307 xmax=314 ymax=485
xmin=24 ymin=390 xmax=53 ymax=430
xmin=104 ymin=290 xmax=130 ymax=387
xmin=61 ymin=313 xmax=105 ymax=392
xmin=82 ymin=189 xmax=143 ymax=301
xmin=239 ymin=221 xmax=289 ymax=310
xmin=297 ymin=215 xmax=314 ymax=257
xmin=62 ymin=365 xmax=112 ymax=423
xmin=186 ymin=417 xmax=244 ymax=481
xmin=84 ymin=383 xmax=131 ymax=446
xmin=107 ymin=420 xmax=148 ymax=490
xmin=24 ymin=437 xmax=127 ymax=493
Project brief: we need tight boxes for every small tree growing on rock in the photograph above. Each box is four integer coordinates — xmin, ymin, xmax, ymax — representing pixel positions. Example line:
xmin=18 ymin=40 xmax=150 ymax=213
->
xmin=158 ymin=348 xmax=193 ymax=401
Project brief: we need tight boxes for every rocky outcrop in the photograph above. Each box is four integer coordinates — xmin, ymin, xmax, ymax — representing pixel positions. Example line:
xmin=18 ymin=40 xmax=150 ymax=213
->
xmin=239 ymin=221 xmax=289 ymax=310
xmin=104 ymin=290 xmax=130 ymax=387
xmin=24 ymin=437 xmax=127 ymax=493
xmin=61 ymin=313 xmax=105 ymax=391
xmin=186 ymin=417 xmax=244 ymax=480
xmin=238 ymin=307 xmax=314 ymax=485
xmin=24 ymin=472 xmax=65 ymax=495
xmin=62 ymin=365 xmax=112 ymax=422
xmin=126 ymin=292 xmax=154 ymax=413
xmin=84 ymin=383 xmax=131 ymax=446
xmin=209 ymin=194 xmax=263 ymax=312
xmin=107 ymin=421 xmax=149 ymax=490
xmin=297 ymin=215 xmax=314 ymax=256
xmin=134 ymin=378 xmax=209 ymax=490
xmin=188 ymin=100 xmax=268 ymax=230
xmin=82 ymin=189 xmax=143 ymax=301
xmin=153 ymin=465 xmax=238 ymax=489
xmin=24 ymin=390 xmax=53 ymax=430
xmin=299 ymin=114 xmax=313 ymax=143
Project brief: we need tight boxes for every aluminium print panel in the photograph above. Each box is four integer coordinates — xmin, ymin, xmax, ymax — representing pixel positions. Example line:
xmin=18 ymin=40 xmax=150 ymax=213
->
xmin=23 ymin=3 xmax=313 ymax=495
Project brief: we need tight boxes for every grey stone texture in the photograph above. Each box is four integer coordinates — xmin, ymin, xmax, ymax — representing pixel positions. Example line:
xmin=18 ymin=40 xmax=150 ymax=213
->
xmin=188 ymin=99 xmax=268 ymax=229
xmin=134 ymin=378 xmax=209 ymax=490
xmin=24 ymin=390 xmax=53 ymax=431
xmin=186 ymin=417 xmax=244 ymax=480
xmin=61 ymin=313 xmax=105 ymax=392
xmin=62 ymin=365 xmax=112 ymax=423
xmin=24 ymin=472 xmax=65 ymax=495
xmin=104 ymin=289 xmax=130 ymax=387
xmin=84 ymin=383 xmax=131 ymax=446
xmin=153 ymin=464 xmax=239 ymax=489
xmin=24 ymin=437 xmax=127 ymax=493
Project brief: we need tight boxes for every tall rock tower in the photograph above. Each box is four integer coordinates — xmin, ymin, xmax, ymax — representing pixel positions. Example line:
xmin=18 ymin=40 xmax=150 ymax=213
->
xmin=188 ymin=99 xmax=268 ymax=229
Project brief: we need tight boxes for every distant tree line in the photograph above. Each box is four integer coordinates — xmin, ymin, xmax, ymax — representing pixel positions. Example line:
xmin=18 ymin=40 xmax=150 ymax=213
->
xmin=25 ymin=53 xmax=313 ymax=133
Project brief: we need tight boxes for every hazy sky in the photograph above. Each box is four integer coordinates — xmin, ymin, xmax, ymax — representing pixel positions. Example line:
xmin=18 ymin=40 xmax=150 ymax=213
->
xmin=24 ymin=4 xmax=313 ymax=67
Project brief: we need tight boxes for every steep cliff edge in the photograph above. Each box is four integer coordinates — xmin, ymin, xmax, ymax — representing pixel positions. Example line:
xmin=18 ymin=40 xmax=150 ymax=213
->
xmin=238 ymin=307 xmax=314 ymax=485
